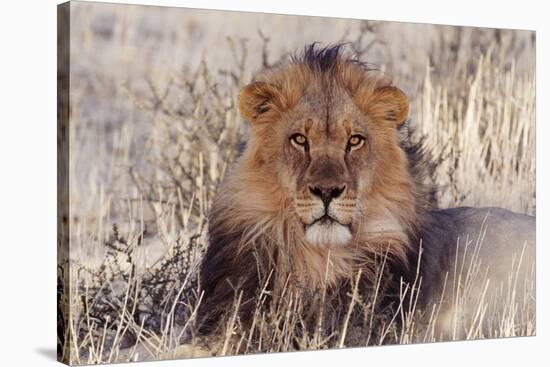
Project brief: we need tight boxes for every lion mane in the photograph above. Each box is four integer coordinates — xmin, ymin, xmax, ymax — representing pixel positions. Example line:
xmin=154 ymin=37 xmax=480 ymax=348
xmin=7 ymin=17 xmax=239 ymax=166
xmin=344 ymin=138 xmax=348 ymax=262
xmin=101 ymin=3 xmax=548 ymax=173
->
xmin=196 ymin=44 xmax=447 ymax=336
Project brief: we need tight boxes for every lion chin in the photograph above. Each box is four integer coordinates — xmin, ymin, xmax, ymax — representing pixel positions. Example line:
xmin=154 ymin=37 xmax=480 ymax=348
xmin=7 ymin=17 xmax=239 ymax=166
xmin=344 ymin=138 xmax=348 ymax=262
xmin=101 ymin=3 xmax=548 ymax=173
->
xmin=305 ymin=220 xmax=352 ymax=247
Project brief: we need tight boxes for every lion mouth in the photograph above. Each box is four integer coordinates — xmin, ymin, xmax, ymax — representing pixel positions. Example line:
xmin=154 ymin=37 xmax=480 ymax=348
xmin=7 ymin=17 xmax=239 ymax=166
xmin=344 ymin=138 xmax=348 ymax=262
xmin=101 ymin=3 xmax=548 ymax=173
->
xmin=307 ymin=214 xmax=347 ymax=228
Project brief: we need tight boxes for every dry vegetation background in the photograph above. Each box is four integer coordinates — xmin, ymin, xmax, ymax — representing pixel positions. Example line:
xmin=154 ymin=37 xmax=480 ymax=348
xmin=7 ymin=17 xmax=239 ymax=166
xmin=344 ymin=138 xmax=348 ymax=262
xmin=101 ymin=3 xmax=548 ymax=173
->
xmin=58 ymin=1 xmax=536 ymax=364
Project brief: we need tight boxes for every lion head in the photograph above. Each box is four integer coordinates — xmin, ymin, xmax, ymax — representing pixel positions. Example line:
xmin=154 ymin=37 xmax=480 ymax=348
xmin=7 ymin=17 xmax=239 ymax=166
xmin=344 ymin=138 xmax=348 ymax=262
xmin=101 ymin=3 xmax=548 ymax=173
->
xmin=239 ymin=45 xmax=417 ymax=245
xmin=204 ymin=44 xmax=433 ymax=293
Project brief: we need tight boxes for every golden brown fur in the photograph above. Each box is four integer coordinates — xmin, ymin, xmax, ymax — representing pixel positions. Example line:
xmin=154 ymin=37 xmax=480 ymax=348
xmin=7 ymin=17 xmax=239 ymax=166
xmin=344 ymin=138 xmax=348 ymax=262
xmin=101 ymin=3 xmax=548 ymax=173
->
xmin=197 ymin=44 xmax=437 ymax=335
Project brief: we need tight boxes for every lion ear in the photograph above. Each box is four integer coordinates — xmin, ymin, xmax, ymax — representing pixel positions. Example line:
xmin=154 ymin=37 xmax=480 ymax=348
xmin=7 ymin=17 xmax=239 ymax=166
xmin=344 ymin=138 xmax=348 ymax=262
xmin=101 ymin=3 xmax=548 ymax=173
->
xmin=238 ymin=81 xmax=284 ymax=124
xmin=365 ymin=86 xmax=409 ymax=128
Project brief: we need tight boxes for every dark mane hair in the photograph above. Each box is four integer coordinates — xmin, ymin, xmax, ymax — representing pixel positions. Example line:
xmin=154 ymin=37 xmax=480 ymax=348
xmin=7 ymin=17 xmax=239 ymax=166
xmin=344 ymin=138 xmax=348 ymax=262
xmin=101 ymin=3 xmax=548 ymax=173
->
xmin=292 ymin=43 xmax=379 ymax=74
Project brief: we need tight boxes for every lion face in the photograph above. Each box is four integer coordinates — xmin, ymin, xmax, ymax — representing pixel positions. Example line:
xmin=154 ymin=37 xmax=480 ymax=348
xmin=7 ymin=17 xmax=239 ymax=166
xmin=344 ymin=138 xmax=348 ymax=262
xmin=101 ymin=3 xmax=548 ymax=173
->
xmin=285 ymin=89 xmax=371 ymax=247
xmin=237 ymin=48 xmax=411 ymax=250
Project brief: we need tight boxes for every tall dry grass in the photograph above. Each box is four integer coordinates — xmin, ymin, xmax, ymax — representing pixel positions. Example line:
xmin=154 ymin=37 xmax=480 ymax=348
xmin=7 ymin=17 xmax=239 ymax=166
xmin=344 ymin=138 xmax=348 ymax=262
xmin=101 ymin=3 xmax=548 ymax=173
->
xmin=58 ymin=3 xmax=535 ymax=365
xmin=416 ymin=47 xmax=535 ymax=213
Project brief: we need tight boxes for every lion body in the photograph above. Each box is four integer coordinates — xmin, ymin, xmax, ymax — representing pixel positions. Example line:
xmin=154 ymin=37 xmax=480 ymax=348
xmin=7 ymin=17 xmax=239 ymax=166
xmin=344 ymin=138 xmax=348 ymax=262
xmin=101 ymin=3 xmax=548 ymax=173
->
xmin=195 ymin=45 xmax=535 ymax=342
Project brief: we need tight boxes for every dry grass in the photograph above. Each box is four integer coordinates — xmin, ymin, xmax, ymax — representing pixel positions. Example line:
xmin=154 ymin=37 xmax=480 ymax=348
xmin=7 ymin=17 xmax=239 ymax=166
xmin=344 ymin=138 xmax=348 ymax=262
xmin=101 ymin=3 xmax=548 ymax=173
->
xmin=57 ymin=2 xmax=535 ymax=365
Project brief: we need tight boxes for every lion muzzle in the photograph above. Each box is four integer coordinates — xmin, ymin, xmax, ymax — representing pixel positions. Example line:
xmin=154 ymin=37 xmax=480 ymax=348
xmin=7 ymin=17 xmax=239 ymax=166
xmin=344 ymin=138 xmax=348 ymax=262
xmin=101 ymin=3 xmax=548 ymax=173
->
xmin=300 ymin=184 xmax=353 ymax=247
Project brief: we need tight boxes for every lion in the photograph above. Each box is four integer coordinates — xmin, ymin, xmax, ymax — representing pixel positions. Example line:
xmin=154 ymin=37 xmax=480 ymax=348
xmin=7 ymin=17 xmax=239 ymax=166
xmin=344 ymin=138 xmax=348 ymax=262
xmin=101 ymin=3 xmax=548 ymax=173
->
xmin=193 ymin=44 xmax=535 ymax=351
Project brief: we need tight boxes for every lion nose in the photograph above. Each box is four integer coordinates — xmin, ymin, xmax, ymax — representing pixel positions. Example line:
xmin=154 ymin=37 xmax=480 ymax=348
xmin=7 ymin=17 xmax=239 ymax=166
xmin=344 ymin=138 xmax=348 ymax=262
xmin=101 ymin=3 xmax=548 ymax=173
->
xmin=309 ymin=185 xmax=346 ymax=208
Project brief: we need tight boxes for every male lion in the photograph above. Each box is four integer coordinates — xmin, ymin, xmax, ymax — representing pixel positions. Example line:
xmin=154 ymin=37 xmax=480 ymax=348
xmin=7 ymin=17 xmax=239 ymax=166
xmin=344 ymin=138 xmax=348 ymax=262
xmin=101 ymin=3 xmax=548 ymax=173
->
xmin=194 ymin=44 xmax=535 ymax=351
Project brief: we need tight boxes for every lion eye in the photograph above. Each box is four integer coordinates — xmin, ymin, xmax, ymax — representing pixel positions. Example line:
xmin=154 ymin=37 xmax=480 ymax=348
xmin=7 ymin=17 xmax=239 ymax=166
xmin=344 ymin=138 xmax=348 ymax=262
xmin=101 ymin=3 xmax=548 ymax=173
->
xmin=347 ymin=135 xmax=365 ymax=151
xmin=290 ymin=133 xmax=308 ymax=148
